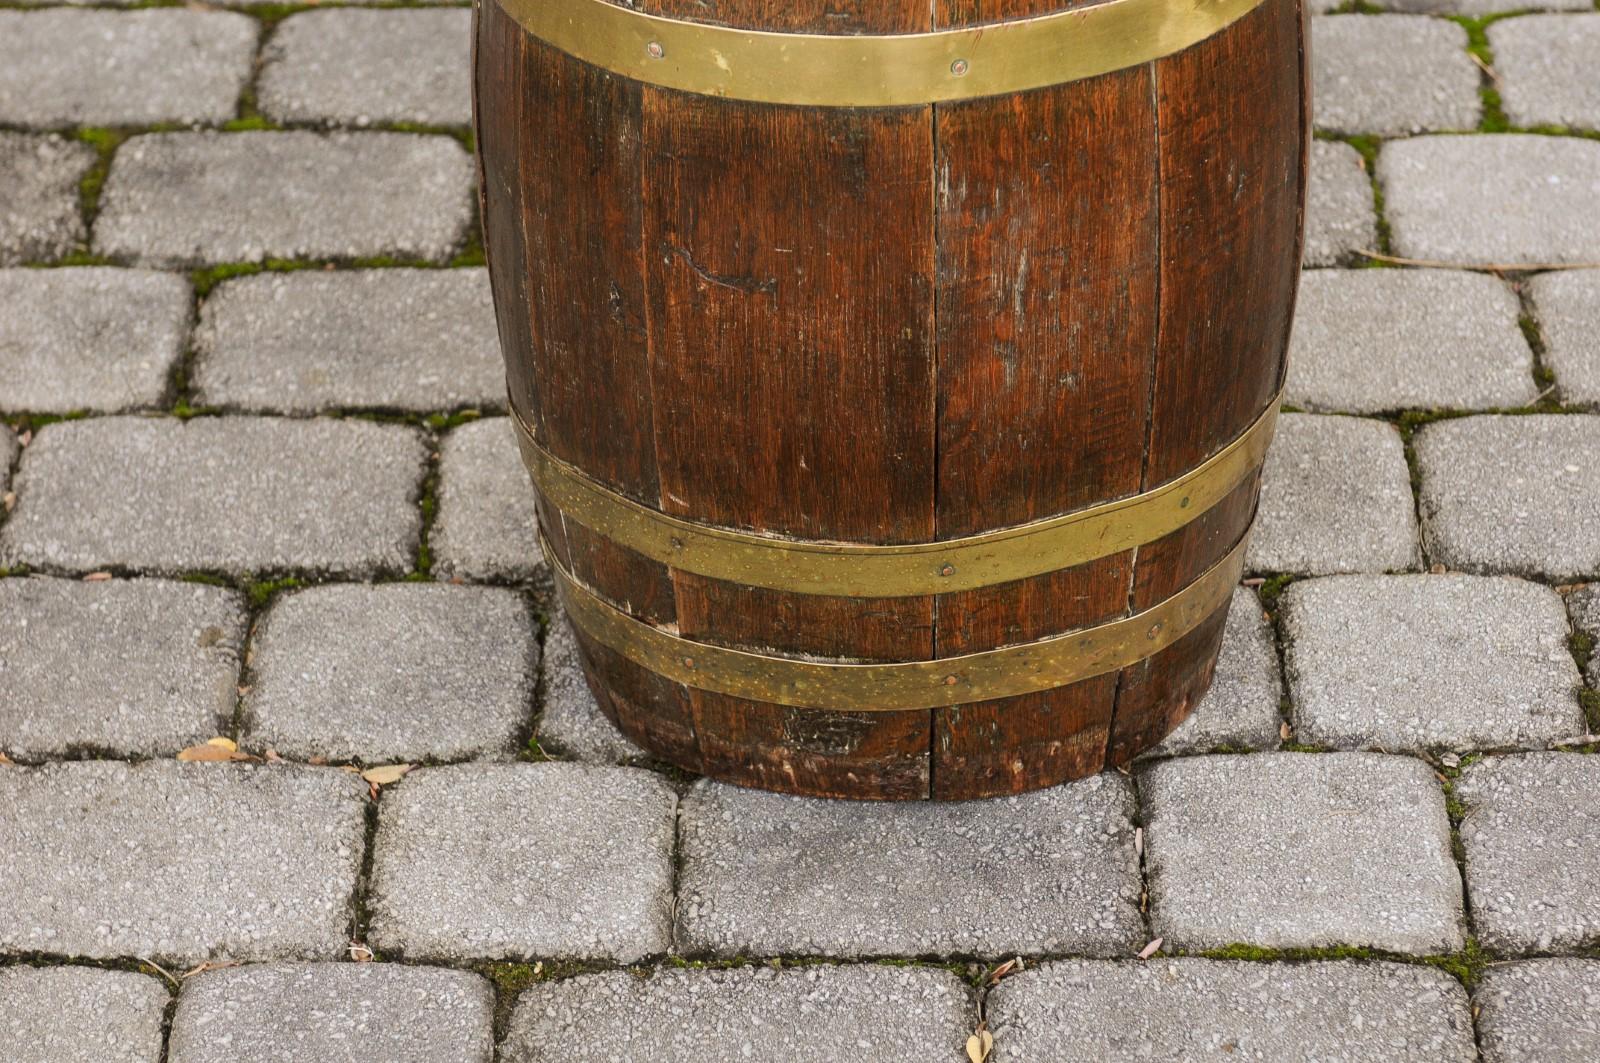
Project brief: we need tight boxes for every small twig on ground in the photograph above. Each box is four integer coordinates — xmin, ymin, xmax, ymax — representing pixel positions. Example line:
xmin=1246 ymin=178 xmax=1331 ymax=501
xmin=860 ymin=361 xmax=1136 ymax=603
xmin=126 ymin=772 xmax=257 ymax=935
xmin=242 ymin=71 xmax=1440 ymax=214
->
xmin=1359 ymin=250 xmax=1600 ymax=272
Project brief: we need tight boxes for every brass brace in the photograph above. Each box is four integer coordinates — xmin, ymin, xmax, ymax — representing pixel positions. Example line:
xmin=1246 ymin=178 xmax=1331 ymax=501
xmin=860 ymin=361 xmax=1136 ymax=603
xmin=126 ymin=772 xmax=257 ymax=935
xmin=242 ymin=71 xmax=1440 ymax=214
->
xmin=492 ymin=0 xmax=1270 ymax=108
xmin=548 ymin=523 xmax=1249 ymax=712
xmin=513 ymin=395 xmax=1278 ymax=599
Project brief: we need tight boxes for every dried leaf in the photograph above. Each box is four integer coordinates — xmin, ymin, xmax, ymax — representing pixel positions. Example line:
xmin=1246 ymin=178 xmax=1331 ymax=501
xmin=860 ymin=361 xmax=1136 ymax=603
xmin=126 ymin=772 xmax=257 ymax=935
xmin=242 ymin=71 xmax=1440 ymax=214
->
xmin=1439 ymin=751 xmax=1461 ymax=769
xmin=986 ymin=957 xmax=1023 ymax=986
xmin=965 ymin=1023 xmax=993 ymax=1063
xmin=2 ymin=491 xmax=14 ymax=512
xmin=82 ymin=571 xmax=113 ymax=582
xmin=182 ymin=960 xmax=239 ymax=979
xmin=237 ymin=684 xmax=253 ymax=697
xmin=361 ymin=763 xmax=414 ymax=787
xmin=177 ymin=737 xmax=249 ymax=762
xmin=1134 ymin=826 xmax=1144 ymax=860
xmin=1430 ymin=562 xmax=1447 ymax=575
xmin=348 ymin=942 xmax=375 ymax=962
xmin=17 ymin=429 xmax=31 ymax=448
xmin=0 ymin=751 xmax=14 ymax=765
xmin=263 ymin=748 xmax=284 ymax=763
xmin=1280 ymin=721 xmax=1293 ymax=741
xmin=1137 ymin=937 xmax=1164 ymax=960
xmin=308 ymin=755 xmax=327 ymax=765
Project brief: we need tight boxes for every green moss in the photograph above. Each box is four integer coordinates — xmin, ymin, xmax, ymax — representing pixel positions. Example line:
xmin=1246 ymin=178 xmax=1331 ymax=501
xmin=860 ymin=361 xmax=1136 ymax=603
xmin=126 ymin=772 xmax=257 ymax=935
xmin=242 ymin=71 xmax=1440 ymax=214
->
xmin=1253 ymin=573 xmax=1297 ymax=612
xmin=1581 ymin=688 xmax=1600 ymax=734
xmin=1450 ymin=15 xmax=1522 ymax=133
xmin=424 ymin=410 xmax=484 ymax=432
xmin=72 ymin=128 xmax=129 ymax=229
xmin=221 ymin=115 xmax=279 ymax=133
xmin=245 ymin=576 xmax=304 ymax=610
xmin=1194 ymin=939 xmax=1492 ymax=990
xmin=3 ymin=411 xmax=89 ymax=435
xmin=180 ymin=572 xmax=233 ymax=588
xmin=46 ymin=251 xmax=116 ymax=268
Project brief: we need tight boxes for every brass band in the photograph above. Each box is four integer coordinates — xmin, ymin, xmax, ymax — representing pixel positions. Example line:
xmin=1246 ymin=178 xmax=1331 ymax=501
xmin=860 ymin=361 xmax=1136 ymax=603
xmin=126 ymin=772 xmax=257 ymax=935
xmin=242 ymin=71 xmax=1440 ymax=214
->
xmin=494 ymin=0 xmax=1269 ymax=108
xmin=547 ymin=524 xmax=1248 ymax=712
xmin=512 ymin=395 xmax=1278 ymax=599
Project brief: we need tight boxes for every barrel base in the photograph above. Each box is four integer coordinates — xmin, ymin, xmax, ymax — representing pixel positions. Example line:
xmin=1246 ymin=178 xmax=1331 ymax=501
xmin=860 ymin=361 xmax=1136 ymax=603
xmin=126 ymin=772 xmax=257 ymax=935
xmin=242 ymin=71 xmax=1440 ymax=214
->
xmin=563 ymin=597 xmax=1231 ymax=801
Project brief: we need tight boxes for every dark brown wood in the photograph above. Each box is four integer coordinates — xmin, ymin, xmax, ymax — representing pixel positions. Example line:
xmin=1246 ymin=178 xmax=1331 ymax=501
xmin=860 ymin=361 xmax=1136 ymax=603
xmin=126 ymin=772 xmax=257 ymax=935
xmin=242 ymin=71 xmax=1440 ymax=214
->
xmin=476 ymin=0 xmax=1307 ymax=798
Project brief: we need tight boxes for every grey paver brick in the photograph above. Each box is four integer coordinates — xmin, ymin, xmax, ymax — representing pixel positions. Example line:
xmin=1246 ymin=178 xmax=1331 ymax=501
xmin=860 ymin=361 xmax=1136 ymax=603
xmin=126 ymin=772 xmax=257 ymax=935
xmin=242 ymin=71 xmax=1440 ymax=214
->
xmin=1142 ymin=753 xmax=1464 ymax=953
xmin=1144 ymin=587 xmax=1282 ymax=757
xmin=1311 ymin=15 xmax=1478 ymax=136
xmin=1286 ymin=268 xmax=1536 ymax=413
xmin=1383 ymin=0 xmax=1589 ymax=13
xmin=244 ymin=582 xmax=537 ymax=762
xmin=0 ymin=132 xmax=94 ymax=266
xmin=1380 ymin=136 xmax=1600 ymax=267
xmin=1475 ymin=959 xmax=1600 ymax=1063
xmin=504 ymin=965 xmax=974 ymax=1063
xmin=193 ymin=268 xmax=501 ymax=414
xmin=987 ymin=959 xmax=1476 ymax=1063
xmin=168 ymin=963 xmax=495 ymax=1063
xmin=1528 ymin=269 xmax=1600 ymax=406
xmin=1247 ymin=413 xmax=1421 ymax=575
xmin=1416 ymin=414 xmax=1600 ymax=581
xmin=535 ymin=615 xmax=645 ymax=763
xmin=0 ymin=10 xmax=256 ymax=128
xmin=368 ymin=762 xmax=676 ymax=963
xmin=0 ymin=267 xmax=190 ymax=413
xmin=0 ymin=966 xmax=168 ymax=1063
xmin=433 ymin=418 xmax=544 ymax=582
xmin=1457 ymin=753 xmax=1600 ymax=954
xmin=0 ymin=415 xmax=427 ymax=578
xmin=1283 ymin=575 xmax=1582 ymax=752
xmin=0 ymin=576 xmax=246 ymax=759
xmin=94 ymin=132 xmax=475 ymax=268
xmin=1305 ymin=139 xmax=1377 ymax=268
xmin=1491 ymin=15 xmax=1600 ymax=132
xmin=0 ymin=761 xmax=366 ymax=963
xmin=259 ymin=10 xmax=472 ymax=127
xmin=676 ymin=773 xmax=1142 ymax=958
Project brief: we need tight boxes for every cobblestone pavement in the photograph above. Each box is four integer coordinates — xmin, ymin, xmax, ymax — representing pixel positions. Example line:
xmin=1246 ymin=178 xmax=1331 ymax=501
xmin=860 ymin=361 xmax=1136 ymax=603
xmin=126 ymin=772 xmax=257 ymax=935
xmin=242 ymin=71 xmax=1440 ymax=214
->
xmin=1 ymin=3 xmax=1599 ymax=1061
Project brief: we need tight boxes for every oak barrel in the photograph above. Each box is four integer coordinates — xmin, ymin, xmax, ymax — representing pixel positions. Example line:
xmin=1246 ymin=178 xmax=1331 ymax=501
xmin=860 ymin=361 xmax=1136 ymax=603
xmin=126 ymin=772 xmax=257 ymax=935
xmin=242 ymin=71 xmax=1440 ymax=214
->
xmin=473 ymin=0 xmax=1309 ymax=799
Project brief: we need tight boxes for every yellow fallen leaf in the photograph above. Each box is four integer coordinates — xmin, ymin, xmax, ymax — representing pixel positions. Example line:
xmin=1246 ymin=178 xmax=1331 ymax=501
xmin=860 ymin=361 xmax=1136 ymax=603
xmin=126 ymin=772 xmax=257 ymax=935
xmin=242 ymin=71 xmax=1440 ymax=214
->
xmin=361 ymin=764 xmax=414 ymax=787
xmin=966 ymin=1023 xmax=993 ymax=1063
xmin=82 ymin=572 xmax=112 ymax=582
xmin=177 ymin=737 xmax=249 ymax=762
xmin=1138 ymin=937 xmax=1164 ymax=960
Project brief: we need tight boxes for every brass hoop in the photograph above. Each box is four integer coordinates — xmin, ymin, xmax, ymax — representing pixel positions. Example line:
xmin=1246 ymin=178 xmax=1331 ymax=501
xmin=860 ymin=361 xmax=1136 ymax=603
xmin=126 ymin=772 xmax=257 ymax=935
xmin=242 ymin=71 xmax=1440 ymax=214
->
xmin=548 ymin=524 xmax=1248 ymax=712
xmin=513 ymin=395 xmax=1277 ymax=599
xmin=493 ymin=0 xmax=1270 ymax=107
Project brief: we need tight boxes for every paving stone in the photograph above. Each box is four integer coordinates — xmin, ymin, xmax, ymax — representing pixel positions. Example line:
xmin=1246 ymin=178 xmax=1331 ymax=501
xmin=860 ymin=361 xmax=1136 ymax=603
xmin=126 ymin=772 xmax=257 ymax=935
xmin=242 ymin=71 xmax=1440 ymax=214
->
xmin=1286 ymin=268 xmax=1536 ymax=413
xmin=0 ymin=576 xmax=246 ymax=760
xmin=1491 ymin=15 xmax=1600 ymax=132
xmin=1416 ymin=415 xmax=1600 ymax=581
xmin=0 ymin=966 xmax=168 ymax=1063
xmin=244 ymin=583 xmax=537 ymax=762
xmin=1283 ymin=574 xmax=1582 ymax=752
xmin=0 ymin=9 xmax=256 ymax=128
xmin=1247 ymin=413 xmax=1421 ymax=575
xmin=168 ymin=963 xmax=495 ymax=1063
xmin=535 ymin=615 xmax=645 ymax=763
xmin=193 ymin=268 xmax=502 ymax=413
xmin=1475 ymin=959 xmax=1600 ymax=1063
xmin=259 ymin=10 xmax=472 ymax=127
xmin=504 ymin=965 xmax=975 ymax=1063
xmin=0 ymin=415 xmax=427 ymax=578
xmin=1142 ymin=752 xmax=1464 ymax=953
xmin=1382 ymin=0 xmax=1589 ymax=13
xmin=1144 ymin=587 xmax=1283 ymax=757
xmin=1457 ymin=753 xmax=1600 ymax=954
xmin=1311 ymin=15 xmax=1478 ymax=136
xmin=0 ymin=267 xmax=190 ymax=413
xmin=368 ymin=762 xmax=676 ymax=963
xmin=95 ymin=132 xmax=475 ymax=268
xmin=0 ymin=760 xmax=366 ymax=963
xmin=0 ymin=132 xmax=94 ymax=266
xmin=676 ymin=773 xmax=1142 ymax=958
xmin=987 ymin=959 xmax=1476 ymax=1063
xmin=1528 ymin=269 xmax=1600 ymax=406
xmin=1380 ymin=136 xmax=1600 ymax=267
xmin=433 ymin=418 xmax=544 ymax=582
xmin=1304 ymin=139 xmax=1377 ymax=268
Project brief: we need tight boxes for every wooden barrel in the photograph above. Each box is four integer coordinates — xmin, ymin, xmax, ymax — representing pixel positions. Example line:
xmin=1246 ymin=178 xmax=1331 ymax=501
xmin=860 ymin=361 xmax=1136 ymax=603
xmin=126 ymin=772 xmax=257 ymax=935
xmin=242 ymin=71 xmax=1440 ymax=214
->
xmin=473 ymin=0 xmax=1308 ymax=799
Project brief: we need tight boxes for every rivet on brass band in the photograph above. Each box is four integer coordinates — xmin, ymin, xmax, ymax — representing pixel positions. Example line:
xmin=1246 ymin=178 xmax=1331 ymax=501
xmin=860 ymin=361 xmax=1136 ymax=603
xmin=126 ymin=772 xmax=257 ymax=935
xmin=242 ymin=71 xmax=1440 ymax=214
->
xmin=512 ymin=395 xmax=1278 ymax=599
xmin=547 ymin=525 xmax=1250 ymax=713
xmin=492 ymin=0 xmax=1270 ymax=108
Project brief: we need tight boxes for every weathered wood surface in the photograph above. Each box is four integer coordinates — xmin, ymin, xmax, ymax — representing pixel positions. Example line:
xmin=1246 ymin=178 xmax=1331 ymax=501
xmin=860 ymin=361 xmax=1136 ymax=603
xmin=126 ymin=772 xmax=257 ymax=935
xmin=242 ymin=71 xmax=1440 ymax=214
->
xmin=476 ymin=0 xmax=1307 ymax=798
